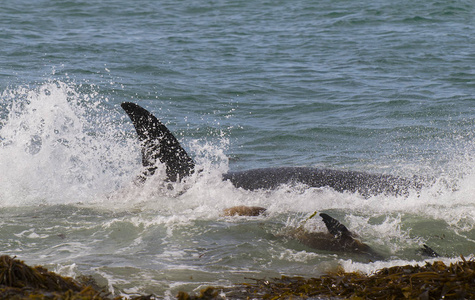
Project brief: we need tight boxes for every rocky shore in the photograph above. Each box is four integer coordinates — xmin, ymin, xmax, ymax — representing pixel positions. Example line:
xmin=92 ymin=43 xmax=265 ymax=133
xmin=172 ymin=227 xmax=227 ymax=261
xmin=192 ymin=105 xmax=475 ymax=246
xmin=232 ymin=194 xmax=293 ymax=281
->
xmin=2 ymin=255 xmax=474 ymax=299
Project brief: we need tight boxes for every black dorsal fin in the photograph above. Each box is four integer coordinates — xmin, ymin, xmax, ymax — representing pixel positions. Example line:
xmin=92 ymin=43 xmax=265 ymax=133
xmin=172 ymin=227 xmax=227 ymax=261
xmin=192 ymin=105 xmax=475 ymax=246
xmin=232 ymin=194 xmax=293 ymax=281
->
xmin=320 ymin=213 xmax=352 ymax=239
xmin=419 ymin=244 xmax=440 ymax=257
xmin=121 ymin=102 xmax=195 ymax=182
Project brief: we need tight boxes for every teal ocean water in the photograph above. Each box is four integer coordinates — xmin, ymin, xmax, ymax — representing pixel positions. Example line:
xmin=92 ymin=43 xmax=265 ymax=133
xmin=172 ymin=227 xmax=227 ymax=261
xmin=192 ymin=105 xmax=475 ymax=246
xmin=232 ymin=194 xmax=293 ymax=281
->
xmin=0 ymin=0 xmax=474 ymax=297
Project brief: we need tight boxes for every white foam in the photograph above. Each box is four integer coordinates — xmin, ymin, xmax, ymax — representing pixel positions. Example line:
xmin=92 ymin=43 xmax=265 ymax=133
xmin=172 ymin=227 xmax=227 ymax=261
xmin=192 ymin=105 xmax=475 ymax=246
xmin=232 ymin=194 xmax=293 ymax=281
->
xmin=340 ymin=255 xmax=473 ymax=275
xmin=0 ymin=81 xmax=137 ymax=206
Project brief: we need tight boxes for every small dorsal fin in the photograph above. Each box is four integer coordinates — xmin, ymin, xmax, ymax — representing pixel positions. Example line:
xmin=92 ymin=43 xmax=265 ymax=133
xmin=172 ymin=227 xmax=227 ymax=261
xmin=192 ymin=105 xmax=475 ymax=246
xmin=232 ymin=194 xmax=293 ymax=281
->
xmin=419 ymin=244 xmax=440 ymax=257
xmin=121 ymin=102 xmax=195 ymax=182
xmin=320 ymin=213 xmax=352 ymax=239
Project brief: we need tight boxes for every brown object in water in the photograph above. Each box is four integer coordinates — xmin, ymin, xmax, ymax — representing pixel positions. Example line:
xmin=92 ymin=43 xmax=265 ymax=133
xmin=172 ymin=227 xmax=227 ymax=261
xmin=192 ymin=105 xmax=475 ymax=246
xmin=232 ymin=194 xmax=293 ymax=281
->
xmin=222 ymin=205 xmax=267 ymax=216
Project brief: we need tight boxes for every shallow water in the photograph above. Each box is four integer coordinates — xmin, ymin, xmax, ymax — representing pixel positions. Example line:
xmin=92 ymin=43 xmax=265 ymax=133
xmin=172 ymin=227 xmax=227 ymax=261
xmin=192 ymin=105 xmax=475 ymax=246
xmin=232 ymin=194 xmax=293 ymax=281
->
xmin=0 ymin=0 xmax=474 ymax=297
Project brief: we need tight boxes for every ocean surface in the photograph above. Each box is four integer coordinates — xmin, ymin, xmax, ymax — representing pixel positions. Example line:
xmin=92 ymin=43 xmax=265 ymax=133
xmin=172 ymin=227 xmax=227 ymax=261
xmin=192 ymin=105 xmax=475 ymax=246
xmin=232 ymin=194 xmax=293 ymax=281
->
xmin=0 ymin=0 xmax=474 ymax=297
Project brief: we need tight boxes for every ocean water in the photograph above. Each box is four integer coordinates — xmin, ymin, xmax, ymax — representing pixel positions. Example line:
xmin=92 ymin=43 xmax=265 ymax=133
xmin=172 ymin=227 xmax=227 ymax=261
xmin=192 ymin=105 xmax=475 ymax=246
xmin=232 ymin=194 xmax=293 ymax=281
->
xmin=0 ymin=0 xmax=474 ymax=297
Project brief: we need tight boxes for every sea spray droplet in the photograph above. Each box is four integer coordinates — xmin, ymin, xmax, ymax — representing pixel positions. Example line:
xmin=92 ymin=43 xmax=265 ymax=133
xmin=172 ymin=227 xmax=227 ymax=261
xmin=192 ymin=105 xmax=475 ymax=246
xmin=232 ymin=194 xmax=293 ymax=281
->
xmin=25 ymin=134 xmax=42 ymax=155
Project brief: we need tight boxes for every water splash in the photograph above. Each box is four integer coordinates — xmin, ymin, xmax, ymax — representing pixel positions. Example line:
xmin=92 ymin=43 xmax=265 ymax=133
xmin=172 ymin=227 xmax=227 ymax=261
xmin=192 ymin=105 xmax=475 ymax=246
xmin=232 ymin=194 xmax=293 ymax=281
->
xmin=0 ymin=81 xmax=137 ymax=206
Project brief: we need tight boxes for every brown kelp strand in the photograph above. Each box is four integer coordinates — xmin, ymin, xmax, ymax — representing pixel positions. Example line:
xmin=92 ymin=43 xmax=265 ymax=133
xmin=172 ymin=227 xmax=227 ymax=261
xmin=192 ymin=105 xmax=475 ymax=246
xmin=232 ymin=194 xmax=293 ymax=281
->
xmin=178 ymin=256 xmax=475 ymax=299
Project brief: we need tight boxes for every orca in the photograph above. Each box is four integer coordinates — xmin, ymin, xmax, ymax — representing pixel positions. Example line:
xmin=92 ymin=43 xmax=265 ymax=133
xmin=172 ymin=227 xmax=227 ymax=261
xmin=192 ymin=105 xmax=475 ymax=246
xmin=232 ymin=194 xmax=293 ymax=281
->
xmin=220 ymin=206 xmax=382 ymax=259
xmin=294 ymin=213 xmax=440 ymax=260
xmin=121 ymin=102 xmax=194 ymax=183
xmin=121 ymin=102 xmax=420 ymax=196
xmin=288 ymin=213 xmax=384 ymax=260
xmin=221 ymin=207 xmax=440 ymax=260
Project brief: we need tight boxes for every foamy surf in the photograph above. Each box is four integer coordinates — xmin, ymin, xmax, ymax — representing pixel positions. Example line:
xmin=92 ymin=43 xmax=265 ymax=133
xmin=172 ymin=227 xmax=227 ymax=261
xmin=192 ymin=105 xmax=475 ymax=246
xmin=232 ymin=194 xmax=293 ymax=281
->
xmin=0 ymin=82 xmax=474 ymax=297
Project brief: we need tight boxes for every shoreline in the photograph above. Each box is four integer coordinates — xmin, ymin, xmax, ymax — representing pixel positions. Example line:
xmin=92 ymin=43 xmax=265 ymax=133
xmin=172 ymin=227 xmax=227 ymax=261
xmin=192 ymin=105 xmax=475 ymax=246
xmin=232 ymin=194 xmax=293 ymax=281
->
xmin=1 ymin=255 xmax=474 ymax=299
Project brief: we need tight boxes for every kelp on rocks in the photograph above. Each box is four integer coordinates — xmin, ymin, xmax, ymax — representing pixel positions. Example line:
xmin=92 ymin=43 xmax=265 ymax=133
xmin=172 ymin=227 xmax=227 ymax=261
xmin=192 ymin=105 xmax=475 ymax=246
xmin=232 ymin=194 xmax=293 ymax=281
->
xmin=0 ymin=255 xmax=158 ymax=300
xmin=178 ymin=256 xmax=475 ymax=299
xmin=0 ymin=255 xmax=115 ymax=299
xmin=3 ymin=254 xmax=475 ymax=299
